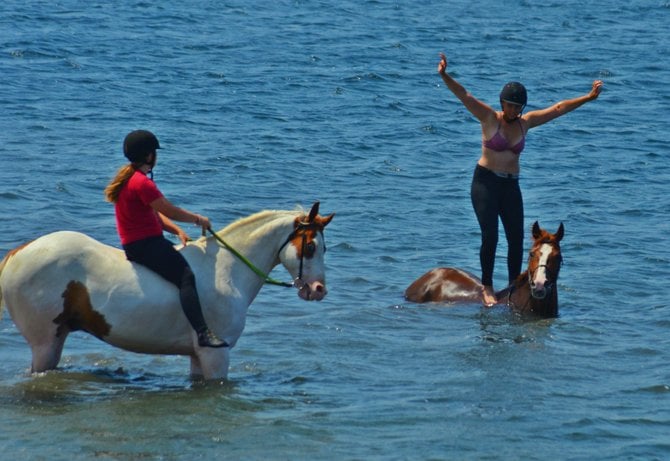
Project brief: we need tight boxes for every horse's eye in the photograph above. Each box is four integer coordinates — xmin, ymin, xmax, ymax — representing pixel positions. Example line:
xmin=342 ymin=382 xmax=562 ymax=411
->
xmin=304 ymin=241 xmax=316 ymax=257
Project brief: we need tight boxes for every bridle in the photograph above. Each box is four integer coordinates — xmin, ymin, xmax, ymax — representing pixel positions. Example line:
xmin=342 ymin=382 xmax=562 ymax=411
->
xmin=207 ymin=220 xmax=325 ymax=292
xmin=528 ymin=249 xmax=562 ymax=300
xmin=508 ymin=245 xmax=562 ymax=312
xmin=528 ymin=265 xmax=552 ymax=300
xmin=277 ymin=221 xmax=326 ymax=292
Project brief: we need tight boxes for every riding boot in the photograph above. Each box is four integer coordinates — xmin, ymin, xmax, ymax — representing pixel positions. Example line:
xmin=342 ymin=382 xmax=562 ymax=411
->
xmin=197 ymin=328 xmax=229 ymax=348
xmin=180 ymin=267 xmax=228 ymax=348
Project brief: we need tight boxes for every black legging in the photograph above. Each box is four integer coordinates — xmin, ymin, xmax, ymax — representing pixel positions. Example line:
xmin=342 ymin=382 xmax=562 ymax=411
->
xmin=470 ymin=164 xmax=524 ymax=287
xmin=123 ymin=236 xmax=208 ymax=335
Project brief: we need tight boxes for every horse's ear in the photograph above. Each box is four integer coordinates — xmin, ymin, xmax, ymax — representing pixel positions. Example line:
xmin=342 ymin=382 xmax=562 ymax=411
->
xmin=318 ymin=213 xmax=335 ymax=228
xmin=307 ymin=201 xmax=320 ymax=223
xmin=532 ymin=221 xmax=541 ymax=239
xmin=555 ymin=222 xmax=564 ymax=242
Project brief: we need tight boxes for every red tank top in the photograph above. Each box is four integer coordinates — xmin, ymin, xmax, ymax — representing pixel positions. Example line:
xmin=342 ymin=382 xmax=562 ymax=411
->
xmin=115 ymin=170 xmax=164 ymax=245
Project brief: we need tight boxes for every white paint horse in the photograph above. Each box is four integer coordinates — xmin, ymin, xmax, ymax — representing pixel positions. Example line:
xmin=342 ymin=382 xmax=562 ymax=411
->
xmin=0 ymin=202 xmax=334 ymax=379
xmin=404 ymin=221 xmax=564 ymax=318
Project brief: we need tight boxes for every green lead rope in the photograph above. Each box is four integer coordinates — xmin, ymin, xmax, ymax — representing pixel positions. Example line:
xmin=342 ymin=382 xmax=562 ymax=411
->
xmin=206 ymin=227 xmax=294 ymax=288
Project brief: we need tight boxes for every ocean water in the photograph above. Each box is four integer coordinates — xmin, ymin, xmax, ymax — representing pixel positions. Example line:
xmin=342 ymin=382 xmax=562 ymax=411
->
xmin=1 ymin=0 xmax=669 ymax=459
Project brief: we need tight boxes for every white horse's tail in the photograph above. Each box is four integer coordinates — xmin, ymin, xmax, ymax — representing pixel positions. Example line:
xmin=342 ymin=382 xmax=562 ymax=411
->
xmin=0 ymin=243 xmax=27 ymax=319
xmin=0 ymin=251 xmax=9 ymax=319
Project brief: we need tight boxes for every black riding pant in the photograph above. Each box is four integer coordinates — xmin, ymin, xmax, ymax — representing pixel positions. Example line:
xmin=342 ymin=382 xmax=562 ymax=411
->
xmin=470 ymin=164 xmax=524 ymax=287
xmin=123 ymin=236 xmax=208 ymax=335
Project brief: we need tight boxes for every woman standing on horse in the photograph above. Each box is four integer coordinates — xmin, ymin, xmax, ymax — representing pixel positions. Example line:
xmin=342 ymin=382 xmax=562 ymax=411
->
xmin=437 ymin=53 xmax=603 ymax=306
xmin=104 ymin=129 xmax=227 ymax=348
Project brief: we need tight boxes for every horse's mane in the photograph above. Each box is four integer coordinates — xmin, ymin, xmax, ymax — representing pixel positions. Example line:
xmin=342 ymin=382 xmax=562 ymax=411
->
xmin=216 ymin=207 xmax=305 ymax=241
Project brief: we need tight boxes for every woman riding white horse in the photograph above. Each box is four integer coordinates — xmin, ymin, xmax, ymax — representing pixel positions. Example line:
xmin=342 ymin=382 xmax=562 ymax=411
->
xmin=0 ymin=202 xmax=333 ymax=380
xmin=105 ymin=129 xmax=226 ymax=349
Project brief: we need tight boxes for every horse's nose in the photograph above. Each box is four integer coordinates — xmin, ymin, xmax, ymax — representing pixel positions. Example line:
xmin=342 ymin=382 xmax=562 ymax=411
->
xmin=310 ymin=281 xmax=327 ymax=301
xmin=298 ymin=280 xmax=326 ymax=301
xmin=530 ymin=281 xmax=547 ymax=299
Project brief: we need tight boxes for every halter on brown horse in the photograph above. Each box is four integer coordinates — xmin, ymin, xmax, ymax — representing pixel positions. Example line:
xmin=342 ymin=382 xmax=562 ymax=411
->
xmin=404 ymin=221 xmax=564 ymax=318
xmin=502 ymin=221 xmax=564 ymax=317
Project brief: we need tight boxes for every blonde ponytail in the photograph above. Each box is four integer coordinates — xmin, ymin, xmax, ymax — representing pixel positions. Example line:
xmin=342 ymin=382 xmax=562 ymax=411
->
xmin=104 ymin=164 xmax=136 ymax=203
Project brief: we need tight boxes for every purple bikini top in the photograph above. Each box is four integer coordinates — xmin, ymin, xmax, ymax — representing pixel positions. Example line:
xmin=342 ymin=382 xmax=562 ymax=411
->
xmin=483 ymin=119 xmax=526 ymax=155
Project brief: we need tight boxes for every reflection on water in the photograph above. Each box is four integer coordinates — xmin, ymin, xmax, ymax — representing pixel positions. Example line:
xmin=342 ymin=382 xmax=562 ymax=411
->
xmin=477 ymin=308 xmax=556 ymax=344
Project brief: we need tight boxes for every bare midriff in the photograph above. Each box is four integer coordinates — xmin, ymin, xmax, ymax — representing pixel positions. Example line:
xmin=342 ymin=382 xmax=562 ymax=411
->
xmin=477 ymin=148 xmax=521 ymax=175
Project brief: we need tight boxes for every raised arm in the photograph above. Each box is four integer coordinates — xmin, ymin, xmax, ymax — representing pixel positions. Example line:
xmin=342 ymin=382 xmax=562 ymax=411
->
xmin=524 ymin=80 xmax=603 ymax=129
xmin=437 ymin=53 xmax=496 ymax=124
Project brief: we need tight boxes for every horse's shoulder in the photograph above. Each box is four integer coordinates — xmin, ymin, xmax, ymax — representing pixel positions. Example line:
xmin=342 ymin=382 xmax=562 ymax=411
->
xmin=178 ymin=239 xmax=212 ymax=267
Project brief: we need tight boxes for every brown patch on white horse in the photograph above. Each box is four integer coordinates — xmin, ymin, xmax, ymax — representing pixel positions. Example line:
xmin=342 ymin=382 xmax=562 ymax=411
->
xmin=0 ymin=241 xmax=33 ymax=317
xmin=0 ymin=240 xmax=32 ymax=279
xmin=289 ymin=202 xmax=334 ymax=259
xmin=3 ymin=241 xmax=33 ymax=260
xmin=54 ymin=280 xmax=111 ymax=339
xmin=282 ymin=202 xmax=334 ymax=301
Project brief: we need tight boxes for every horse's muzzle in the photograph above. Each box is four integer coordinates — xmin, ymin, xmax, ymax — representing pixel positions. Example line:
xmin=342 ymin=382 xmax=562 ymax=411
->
xmin=295 ymin=279 xmax=327 ymax=301
xmin=530 ymin=270 xmax=548 ymax=299
xmin=531 ymin=286 xmax=547 ymax=299
xmin=530 ymin=282 xmax=554 ymax=300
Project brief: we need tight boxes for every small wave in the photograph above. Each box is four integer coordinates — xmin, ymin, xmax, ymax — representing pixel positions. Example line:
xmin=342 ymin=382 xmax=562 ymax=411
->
xmin=638 ymin=384 xmax=670 ymax=394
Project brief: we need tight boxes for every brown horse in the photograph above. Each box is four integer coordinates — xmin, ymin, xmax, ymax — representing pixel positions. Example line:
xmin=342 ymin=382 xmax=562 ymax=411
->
xmin=404 ymin=221 xmax=564 ymax=318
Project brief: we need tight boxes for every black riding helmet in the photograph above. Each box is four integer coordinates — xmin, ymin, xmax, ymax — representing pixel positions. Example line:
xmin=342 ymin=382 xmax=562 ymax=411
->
xmin=123 ymin=130 xmax=160 ymax=163
xmin=500 ymin=82 xmax=527 ymax=110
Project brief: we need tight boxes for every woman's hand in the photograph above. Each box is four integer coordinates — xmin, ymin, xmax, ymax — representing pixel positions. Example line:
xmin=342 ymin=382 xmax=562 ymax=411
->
xmin=194 ymin=214 xmax=211 ymax=233
xmin=589 ymin=80 xmax=604 ymax=100
xmin=177 ymin=229 xmax=190 ymax=247
xmin=438 ymin=53 xmax=448 ymax=75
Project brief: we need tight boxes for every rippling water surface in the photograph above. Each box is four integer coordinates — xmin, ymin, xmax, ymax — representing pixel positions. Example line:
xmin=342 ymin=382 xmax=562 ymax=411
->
xmin=1 ymin=1 xmax=669 ymax=459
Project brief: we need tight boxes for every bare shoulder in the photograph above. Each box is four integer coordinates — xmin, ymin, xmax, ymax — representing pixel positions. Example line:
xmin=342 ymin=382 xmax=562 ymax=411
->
xmin=481 ymin=111 xmax=501 ymax=132
xmin=521 ymin=110 xmax=551 ymax=129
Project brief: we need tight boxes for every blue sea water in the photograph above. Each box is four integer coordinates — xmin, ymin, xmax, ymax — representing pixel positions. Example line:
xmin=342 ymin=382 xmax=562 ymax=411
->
xmin=1 ymin=0 xmax=670 ymax=459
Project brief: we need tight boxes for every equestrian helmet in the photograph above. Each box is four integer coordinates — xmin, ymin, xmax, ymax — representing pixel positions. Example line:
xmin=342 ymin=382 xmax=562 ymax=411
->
xmin=123 ymin=130 xmax=160 ymax=163
xmin=500 ymin=81 xmax=527 ymax=108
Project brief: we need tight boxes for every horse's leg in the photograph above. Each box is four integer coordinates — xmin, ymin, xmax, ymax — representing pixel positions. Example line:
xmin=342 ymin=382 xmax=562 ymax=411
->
xmin=30 ymin=333 xmax=68 ymax=373
xmin=192 ymin=348 xmax=230 ymax=380
xmin=190 ymin=355 xmax=203 ymax=378
xmin=9 ymin=301 xmax=69 ymax=373
xmin=18 ymin=319 xmax=69 ymax=373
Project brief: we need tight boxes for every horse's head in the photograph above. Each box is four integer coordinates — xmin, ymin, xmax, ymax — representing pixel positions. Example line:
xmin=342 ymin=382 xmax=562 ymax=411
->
xmin=527 ymin=221 xmax=564 ymax=301
xmin=279 ymin=202 xmax=334 ymax=301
